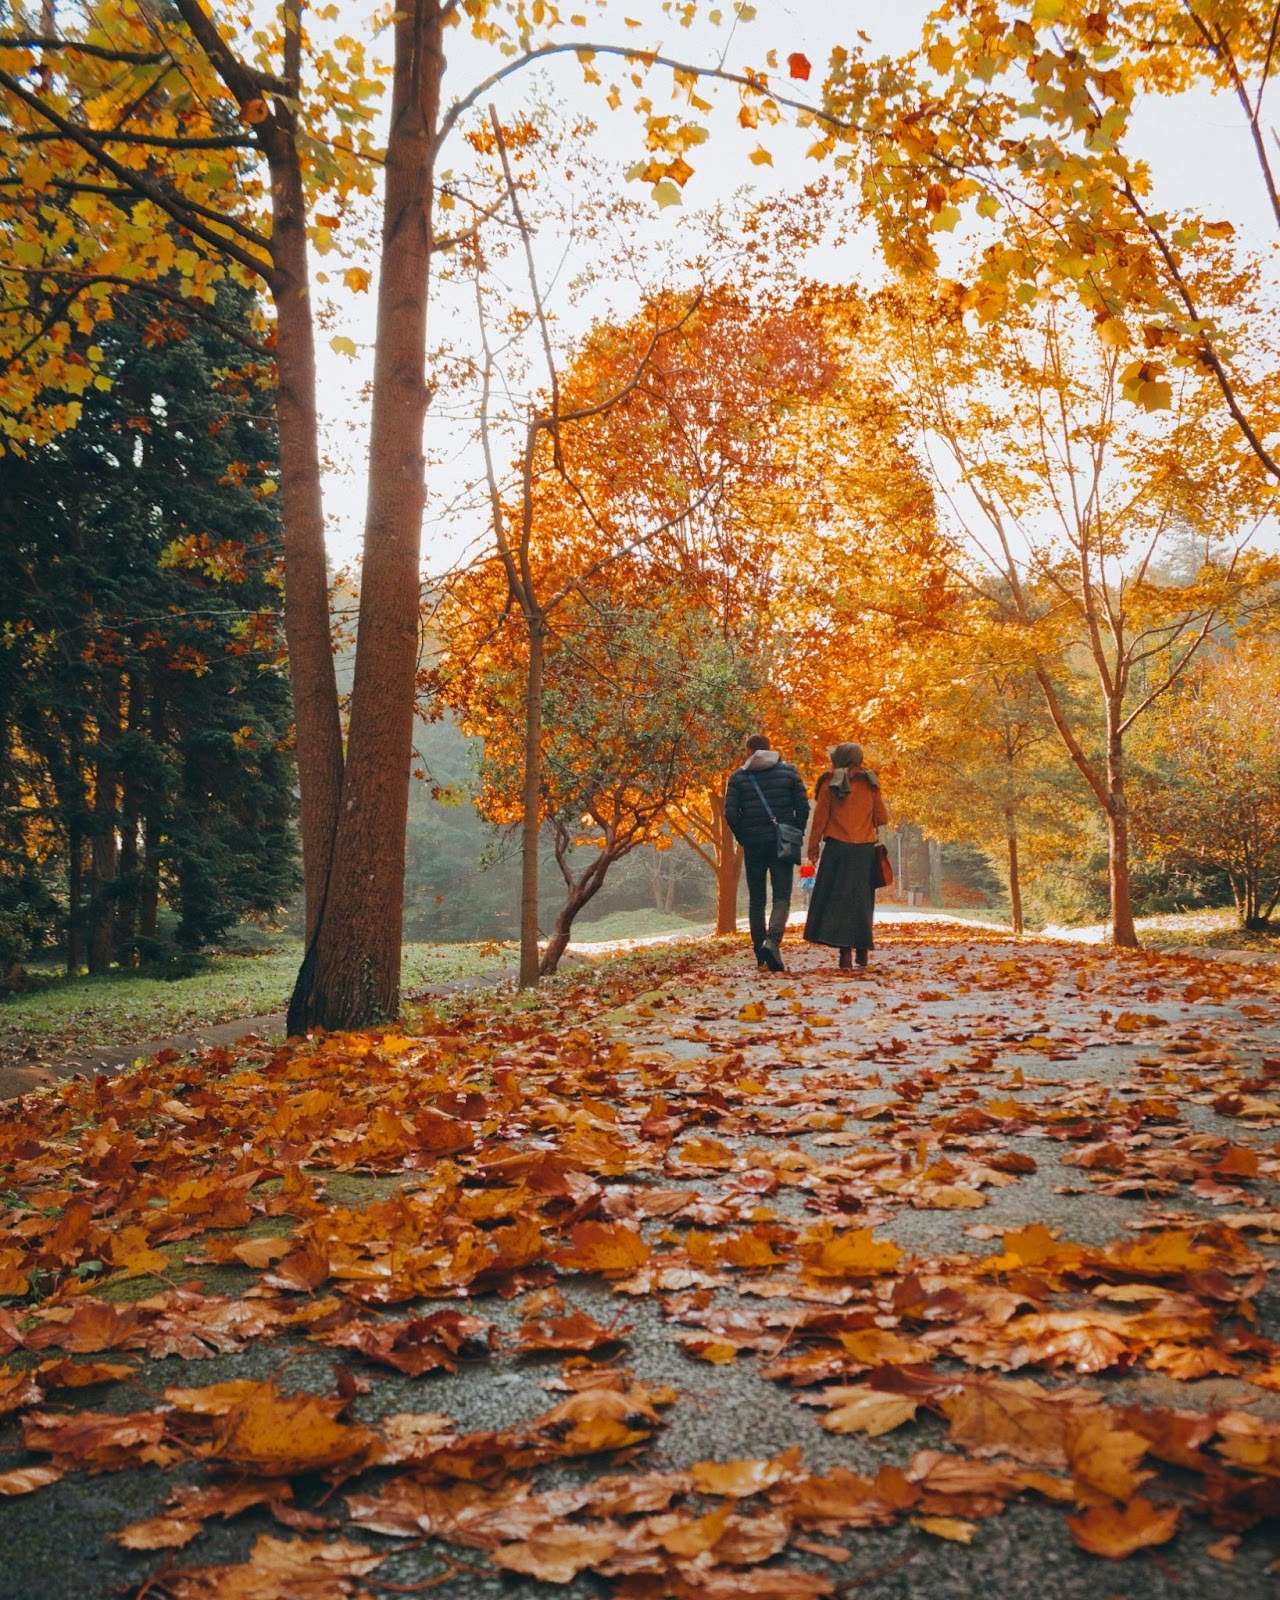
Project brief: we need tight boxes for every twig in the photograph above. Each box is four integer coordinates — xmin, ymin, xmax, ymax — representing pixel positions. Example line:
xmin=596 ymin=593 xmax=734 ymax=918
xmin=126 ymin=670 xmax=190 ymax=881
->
xmin=835 ymin=1549 xmax=918 ymax=1594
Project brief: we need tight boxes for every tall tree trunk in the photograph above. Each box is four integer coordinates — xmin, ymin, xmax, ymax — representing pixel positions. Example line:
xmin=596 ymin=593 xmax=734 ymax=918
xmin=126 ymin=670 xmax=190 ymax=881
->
xmin=88 ymin=673 xmax=121 ymax=973
xmin=141 ymin=814 xmax=160 ymax=945
xmin=66 ymin=815 xmax=82 ymax=977
xmin=1106 ymin=733 xmax=1138 ymax=947
xmin=114 ymin=671 xmax=141 ymax=964
xmin=140 ymin=675 xmax=164 ymax=948
xmin=299 ymin=2 xmax=442 ymax=1029
xmin=1005 ymin=805 xmax=1023 ymax=935
xmin=117 ymin=779 xmax=140 ymax=964
xmin=264 ymin=134 xmax=343 ymax=942
xmin=710 ymin=788 xmax=741 ymax=935
xmin=519 ymin=618 xmax=545 ymax=988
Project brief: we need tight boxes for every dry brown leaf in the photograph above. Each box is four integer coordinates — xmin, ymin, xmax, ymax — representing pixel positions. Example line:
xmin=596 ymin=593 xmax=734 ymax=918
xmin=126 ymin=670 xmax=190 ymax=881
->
xmin=493 ymin=1523 xmax=621 ymax=1582
xmin=0 ymin=1366 xmax=42 ymax=1416
xmin=688 ymin=1447 xmax=801 ymax=1497
xmin=112 ymin=1514 xmax=205 ymax=1550
xmin=208 ymin=1384 xmax=376 ymax=1476
xmin=1066 ymin=1496 xmax=1180 ymax=1558
xmin=517 ymin=1309 xmax=627 ymax=1351
xmin=912 ymin=1513 xmax=978 ymax=1542
xmin=799 ymin=1224 xmax=904 ymax=1278
xmin=940 ymin=1378 xmax=1078 ymax=1467
xmin=144 ymin=1532 xmax=385 ymax=1599
xmin=0 ymin=1464 xmax=63 ymax=1495
xmin=820 ymin=1388 xmax=919 ymax=1437
xmin=34 ymin=1357 xmax=135 ymax=1389
xmin=552 ymin=1221 xmax=651 ymax=1276
xmin=1067 ymin=1415 xmax=1153 ymax=1505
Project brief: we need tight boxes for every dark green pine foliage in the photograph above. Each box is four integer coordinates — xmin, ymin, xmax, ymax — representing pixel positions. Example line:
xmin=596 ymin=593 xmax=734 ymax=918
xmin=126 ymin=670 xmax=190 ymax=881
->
xmin=0 ymin=284 xmax=299 ymax=971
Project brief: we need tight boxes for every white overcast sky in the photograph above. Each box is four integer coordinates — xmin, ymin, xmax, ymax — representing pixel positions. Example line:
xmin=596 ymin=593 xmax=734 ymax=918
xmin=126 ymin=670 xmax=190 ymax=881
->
xmin=308 ymin=0 xmax=1278 ymax=573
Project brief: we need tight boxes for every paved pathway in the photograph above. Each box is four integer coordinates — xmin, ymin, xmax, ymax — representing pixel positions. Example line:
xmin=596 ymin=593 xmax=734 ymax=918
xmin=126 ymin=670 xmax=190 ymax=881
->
xmin=2 ymin=924 xmax=1279 ymax=1596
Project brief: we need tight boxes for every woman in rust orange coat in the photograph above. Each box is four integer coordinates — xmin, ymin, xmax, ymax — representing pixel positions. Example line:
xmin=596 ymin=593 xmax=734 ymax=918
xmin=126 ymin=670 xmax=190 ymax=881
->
xmin=803 ymin=742 xmax=889 ymax=971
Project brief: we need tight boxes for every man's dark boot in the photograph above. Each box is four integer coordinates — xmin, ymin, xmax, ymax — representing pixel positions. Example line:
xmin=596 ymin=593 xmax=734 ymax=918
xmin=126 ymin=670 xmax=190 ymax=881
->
xmin=760 ymin=936 xmax=785 ymax=972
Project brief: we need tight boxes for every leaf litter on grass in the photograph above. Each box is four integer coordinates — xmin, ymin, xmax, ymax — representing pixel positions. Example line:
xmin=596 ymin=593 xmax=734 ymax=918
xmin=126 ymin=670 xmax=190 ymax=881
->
xmin=0 ymin=928 xmax=1279 ymax=1594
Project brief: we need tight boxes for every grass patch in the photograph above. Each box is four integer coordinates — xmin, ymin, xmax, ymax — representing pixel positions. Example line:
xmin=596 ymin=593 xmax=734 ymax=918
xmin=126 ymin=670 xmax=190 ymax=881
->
xmin=0 ymin=939 xmax=510 ymax=1056
xmin=569 ymin=907 xmax=710 ymax=943
xmin=1133 ymin=907 xmax=1280 ymax=954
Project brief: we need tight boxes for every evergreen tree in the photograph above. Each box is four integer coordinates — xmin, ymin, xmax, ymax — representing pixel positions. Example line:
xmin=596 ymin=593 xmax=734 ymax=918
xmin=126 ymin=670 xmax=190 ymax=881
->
xmin=0 ymin=282 xmax=298 ymax=970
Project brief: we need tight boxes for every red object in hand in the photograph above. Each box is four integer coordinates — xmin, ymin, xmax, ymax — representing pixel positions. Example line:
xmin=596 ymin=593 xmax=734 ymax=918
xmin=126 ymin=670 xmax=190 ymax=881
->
xmin=800 ymin=862 xmax=815 ymax=879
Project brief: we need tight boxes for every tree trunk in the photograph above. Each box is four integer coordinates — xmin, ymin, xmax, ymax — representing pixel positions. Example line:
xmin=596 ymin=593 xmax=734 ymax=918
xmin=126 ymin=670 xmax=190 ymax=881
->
xmin=1005 ymin=806 xmax=1023 ymax=935
xmin=66 ymin=816 xmax=82 ymax=976
xmin=710 ymin=788 xmax=741 ymax=934
xmin=1106 ymin=735 xmax=1138 ymax=947
xmin=140 ymin=675 xmax=163 ymax=948
xmin=264 ymin=132 xmax=344 ymax=942
xmin=519 ymin=618 xmax=545 ymax=988
xmin=141 ymin=814 xmax=160 ymax=945
xmin=540 ymin=835 xmax=616 ymax=976
xmin=539 ymin=894 xmax=582 ymax=977
xmin=88 ymin=673 xmax=121 ymax=973
xmin=117 ymin=775 xmax=140 ymax=965
xmin=295 ymin=3 xmax=443 ymax=1030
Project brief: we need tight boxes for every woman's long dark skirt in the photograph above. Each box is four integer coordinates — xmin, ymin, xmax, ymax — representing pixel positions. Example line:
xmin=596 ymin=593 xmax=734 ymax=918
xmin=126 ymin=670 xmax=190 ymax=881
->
xmin=804 ymin=839 xmax=877 ymax=951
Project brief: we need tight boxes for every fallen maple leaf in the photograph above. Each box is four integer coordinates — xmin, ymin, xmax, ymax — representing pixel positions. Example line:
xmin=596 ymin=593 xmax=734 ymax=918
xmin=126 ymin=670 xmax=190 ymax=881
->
xmin=553 ymin=1221 xmax=650 ymax=1277
xmin=493 ymin=1523 xmax=621 ymax=1582
xmin=208 ymin=1384 xmax=377 ymax=1477
xmin=820 ymin=1388 xmax=920 ymax=1438
xmin=35 ymin=1357 xmax=135 ymax=1390
xmin=688 ymin=1447 xmax=801 ymax=1497
xmin=106 ymin=1225 xmax=172 ymax=1278
xmin=21 ymin=1407 xmax=176 ymax=1472
xmin=1066 ymin=1495 xmax=1181 ymax=1557
xmin=673 ymin=1135 xmax=739 ymax=1169
xmin=1067 ymin=1414 xmax=1153 ymax=1505
xmin=323 ymin=1309 xmax=494 ymax=1375
xmin=146 ymin=1532 xmax=385 ymax=1599
xmin=799 ymin=1224 xmax=904 ymax=1278
xmin=24 ymin=1299 xmax=146 ymax=1354
xmin=526 ymin=1384 xmax=662 ymax=1455
xmin=516 ymin=1309 xmax=628 ymax=1351
xmin=940 ymin=1378 xmax=1077 ymax=1466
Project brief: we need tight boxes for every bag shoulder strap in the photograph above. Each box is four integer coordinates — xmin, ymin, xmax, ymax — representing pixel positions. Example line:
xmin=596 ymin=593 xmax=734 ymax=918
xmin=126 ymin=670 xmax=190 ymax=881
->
xmin=746 ymin=772 xmax=779 ymax=826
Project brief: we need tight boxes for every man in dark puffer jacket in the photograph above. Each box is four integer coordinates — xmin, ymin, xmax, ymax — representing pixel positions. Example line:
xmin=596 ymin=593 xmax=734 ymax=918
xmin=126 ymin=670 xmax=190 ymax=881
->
xmin=724 ymin=732 xmax=810 ymax=972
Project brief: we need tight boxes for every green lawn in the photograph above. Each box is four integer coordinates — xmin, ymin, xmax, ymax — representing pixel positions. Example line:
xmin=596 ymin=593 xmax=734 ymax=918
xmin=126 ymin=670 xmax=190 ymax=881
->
xmin=569 ymin=907 xmax=711 ymax=942
xmin=0 ymin=939 xmax=512 ymax=1057
xmin=1129 ymin=907 xmax=1280 ymax=954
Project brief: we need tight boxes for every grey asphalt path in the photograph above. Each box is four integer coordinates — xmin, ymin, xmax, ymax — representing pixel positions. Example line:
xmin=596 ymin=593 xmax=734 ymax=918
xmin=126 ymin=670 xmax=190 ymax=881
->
xmin=2 ymin=928 xmax=1279 ymax=1598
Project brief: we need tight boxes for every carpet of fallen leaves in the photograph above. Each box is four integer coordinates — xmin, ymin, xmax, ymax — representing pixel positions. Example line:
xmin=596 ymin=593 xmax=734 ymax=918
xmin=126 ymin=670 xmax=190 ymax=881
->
xmin=2 ymin=925 xmax=1280 ymax=1598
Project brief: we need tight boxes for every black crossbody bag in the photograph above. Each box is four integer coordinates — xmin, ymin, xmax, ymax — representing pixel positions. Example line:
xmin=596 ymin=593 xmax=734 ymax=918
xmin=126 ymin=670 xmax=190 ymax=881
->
xmin=747 ymin=774 xmax=804 ymax=866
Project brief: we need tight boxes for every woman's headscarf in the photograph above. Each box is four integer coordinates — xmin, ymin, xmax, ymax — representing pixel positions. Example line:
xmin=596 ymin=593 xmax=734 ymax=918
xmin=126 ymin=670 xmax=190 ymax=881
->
xmin=828 ymin=741 xmax=878 ymax=796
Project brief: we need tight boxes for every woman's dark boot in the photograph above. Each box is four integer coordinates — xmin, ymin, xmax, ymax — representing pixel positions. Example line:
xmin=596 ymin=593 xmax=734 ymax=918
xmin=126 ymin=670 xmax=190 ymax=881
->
xmin=855 ymin=948 xmax=869 ymax=968
xmin=838 ymin=947 xmax=853 ymax=971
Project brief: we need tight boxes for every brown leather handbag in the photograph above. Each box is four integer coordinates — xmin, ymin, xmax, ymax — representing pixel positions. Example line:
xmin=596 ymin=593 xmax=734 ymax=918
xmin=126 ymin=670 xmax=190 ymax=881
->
xmin=874 ymin=842 xmax=893 ymax=887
